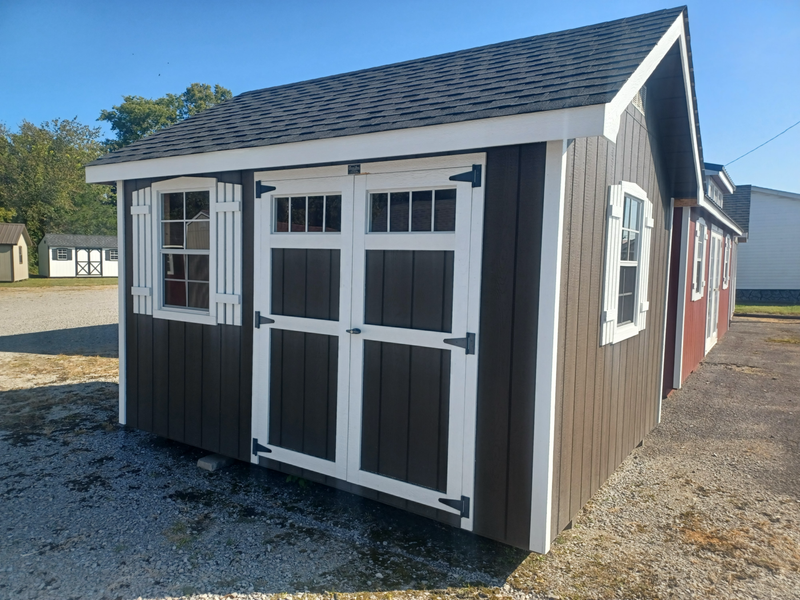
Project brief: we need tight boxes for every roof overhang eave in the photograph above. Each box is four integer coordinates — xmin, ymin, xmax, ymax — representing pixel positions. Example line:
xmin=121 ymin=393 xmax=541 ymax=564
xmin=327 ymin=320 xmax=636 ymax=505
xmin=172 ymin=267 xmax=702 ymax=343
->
xmin=86 ymin=102 xmax=610 ymax=184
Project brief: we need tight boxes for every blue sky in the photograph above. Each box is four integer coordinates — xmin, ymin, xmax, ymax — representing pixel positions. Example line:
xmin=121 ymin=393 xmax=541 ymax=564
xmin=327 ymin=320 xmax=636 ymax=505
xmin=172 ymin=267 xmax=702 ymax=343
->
xmin=1 ymin=0 xmax=798 ymax=192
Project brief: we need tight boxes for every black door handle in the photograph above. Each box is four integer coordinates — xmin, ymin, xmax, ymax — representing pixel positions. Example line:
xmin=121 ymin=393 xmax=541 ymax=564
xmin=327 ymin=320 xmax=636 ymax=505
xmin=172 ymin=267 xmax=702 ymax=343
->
xmin=346 ymin=328 xmax=361 ymax=334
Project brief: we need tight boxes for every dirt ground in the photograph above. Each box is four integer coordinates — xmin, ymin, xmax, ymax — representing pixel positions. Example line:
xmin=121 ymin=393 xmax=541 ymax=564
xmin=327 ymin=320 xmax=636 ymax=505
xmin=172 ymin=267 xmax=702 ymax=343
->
xmin=1 ymin=285 xmax=798 ymax=599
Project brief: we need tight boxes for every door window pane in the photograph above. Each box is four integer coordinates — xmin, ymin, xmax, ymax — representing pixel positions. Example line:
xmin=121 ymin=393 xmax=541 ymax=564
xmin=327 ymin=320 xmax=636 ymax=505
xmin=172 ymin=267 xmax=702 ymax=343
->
xmin=434 ymin=189 xmax=456 ymax=231
xmin=411 ymin=190 xmax=433 ymax=231
xmin=275 ymin=198 xmax=289 ymax=232
xmin=307 ymin=196 xmax=324 ymax=231
xmin=389 ymin=192 xmax=410 ymax=232
xmin=290 ymin=197 xmax=306 ymax=232
xmin=325 ymin=195 xmax=342 ymax=232
xmin=370 ymin=193 xmax=388 ymax=232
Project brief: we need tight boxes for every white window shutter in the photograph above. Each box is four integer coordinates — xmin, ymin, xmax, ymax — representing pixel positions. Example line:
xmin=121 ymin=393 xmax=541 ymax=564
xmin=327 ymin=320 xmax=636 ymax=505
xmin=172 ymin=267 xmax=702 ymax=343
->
xmin=601 ymin=185 xmax=624 ymax=346
xmin=130 ymin=187 xmax=153 ymax=315
xmin=214 ymin=182 xmax=243 ymax=326
xmin=637 ymin=198 xmax=654 ymax=331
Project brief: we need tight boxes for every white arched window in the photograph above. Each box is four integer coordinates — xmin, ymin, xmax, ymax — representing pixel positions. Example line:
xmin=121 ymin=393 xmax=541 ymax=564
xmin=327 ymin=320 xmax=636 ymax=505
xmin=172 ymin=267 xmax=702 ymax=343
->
xmin=691 ymin=218 xmax=708 ymax=301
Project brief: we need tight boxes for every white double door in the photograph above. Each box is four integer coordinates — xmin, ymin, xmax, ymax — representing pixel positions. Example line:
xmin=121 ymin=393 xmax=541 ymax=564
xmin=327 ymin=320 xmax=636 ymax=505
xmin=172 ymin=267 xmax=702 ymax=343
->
xmin=76 ymin=248 xmax=102 ymax=276
xmin=251 ymin=157 xmax=484 ymax=526
xmin=705 ymin=228 xmax=723 ymax=352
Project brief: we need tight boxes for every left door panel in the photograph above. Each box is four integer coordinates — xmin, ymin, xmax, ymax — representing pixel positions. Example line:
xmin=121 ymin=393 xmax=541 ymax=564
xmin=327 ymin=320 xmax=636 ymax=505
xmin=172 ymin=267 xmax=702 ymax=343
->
xmin=251 ymin=175 xmax=354 ymax=481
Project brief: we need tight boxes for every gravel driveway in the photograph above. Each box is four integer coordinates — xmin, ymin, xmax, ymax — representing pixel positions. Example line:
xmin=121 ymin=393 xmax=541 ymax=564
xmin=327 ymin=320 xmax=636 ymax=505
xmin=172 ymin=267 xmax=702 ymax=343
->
xmin=1 ymin=285 xmax=798 ymax=599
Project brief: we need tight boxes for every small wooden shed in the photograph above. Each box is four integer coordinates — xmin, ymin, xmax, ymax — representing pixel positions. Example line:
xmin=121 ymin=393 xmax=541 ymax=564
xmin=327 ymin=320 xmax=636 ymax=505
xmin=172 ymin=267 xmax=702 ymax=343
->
xmin=38 ymin=234 xmax=119 ymax=278
xmin=0 ymin=223 xmax=31 ymax=282
xmin=87 ymin=7 xmax=711 ymax=553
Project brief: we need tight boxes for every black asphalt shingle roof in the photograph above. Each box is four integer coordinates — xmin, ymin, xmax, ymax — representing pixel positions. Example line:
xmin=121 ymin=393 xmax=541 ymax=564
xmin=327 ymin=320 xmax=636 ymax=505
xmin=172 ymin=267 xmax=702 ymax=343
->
xmin=41 ymin=234 xmax=118 ymax=248
xmin=724 ymin=184 xmax=751 ymax=234
xmin=90 ymin=7 xmax=684 ymax=166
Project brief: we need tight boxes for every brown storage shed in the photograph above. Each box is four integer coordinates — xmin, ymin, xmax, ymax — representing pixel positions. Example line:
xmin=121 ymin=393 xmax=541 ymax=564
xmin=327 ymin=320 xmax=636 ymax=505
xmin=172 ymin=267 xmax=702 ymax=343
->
xmin=87 ymin=7 xmax=714 ymax=553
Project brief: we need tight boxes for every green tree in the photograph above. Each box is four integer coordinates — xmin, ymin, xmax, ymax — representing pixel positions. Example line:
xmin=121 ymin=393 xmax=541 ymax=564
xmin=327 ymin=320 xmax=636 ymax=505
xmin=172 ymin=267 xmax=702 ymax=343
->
xmin=0 ymin=118 xmax=115 ymax=269
xmin=99 ymin=83 xmax=232 ymax=149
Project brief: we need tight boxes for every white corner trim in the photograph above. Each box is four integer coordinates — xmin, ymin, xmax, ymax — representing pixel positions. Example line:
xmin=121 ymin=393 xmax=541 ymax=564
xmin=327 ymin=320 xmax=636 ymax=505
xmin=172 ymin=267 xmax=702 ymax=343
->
xmin=673 ymin=207 xmax=690 ymax=389
xmin=85 ymin=105 xmax=606 ymax=183
xmin=657 ymin=197 xmax=675 ymax=422
xmin=117 ymin=180 xmax=126 ymax=425
xmin=604 ymin=13 xmax=685 ymax=140
xmin=530 ymin=139 xmax=568 ymax=554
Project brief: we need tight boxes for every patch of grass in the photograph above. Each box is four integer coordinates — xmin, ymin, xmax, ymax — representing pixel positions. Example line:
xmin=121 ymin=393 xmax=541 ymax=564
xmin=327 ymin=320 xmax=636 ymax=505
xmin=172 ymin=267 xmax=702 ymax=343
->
xmin=766 ymin=336 xmax=800 ymax=345
xmin=736 ymin=304 xmax=800 ymax=316
xmin=0 ymin=275 xmax=118 ymax=288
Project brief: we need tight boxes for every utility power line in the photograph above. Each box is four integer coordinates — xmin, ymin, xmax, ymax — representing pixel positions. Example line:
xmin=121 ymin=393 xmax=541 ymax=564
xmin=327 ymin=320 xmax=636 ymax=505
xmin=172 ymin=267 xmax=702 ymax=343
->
xmin=726 ymin=119 xmax=800 ymax=166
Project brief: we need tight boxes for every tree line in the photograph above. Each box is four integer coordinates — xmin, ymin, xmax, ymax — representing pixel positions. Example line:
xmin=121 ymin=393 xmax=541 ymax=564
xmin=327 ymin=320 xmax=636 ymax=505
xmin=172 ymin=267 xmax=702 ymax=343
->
xmin=0 ymin=83 xmax=232 ymax=270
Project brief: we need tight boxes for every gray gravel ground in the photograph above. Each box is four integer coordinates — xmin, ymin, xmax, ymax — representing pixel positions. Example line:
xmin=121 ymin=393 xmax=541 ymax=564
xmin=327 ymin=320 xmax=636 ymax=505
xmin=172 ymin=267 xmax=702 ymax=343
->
xmin=1 ymin=285 xmax=799 ymax=599
xmin=0 ymin=286 xmax=118 ymax=356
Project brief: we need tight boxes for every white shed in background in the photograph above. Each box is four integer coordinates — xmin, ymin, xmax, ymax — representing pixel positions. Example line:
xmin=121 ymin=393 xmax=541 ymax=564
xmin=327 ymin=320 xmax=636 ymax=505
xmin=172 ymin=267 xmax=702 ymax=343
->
xmin=38 ymin=234 xmax=118 ymax=278
xmin=726 ymin=185 xmax=800 ymax=304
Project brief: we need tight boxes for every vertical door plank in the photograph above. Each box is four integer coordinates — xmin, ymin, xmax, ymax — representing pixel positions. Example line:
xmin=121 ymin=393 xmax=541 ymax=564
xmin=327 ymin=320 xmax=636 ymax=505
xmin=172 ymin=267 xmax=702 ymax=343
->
xmin=305 ymin=250 xmax=333 ymax=320
xmin=407 ymin=346 xmax=445 ymax=491
xmin=280 ymin=330 xmax=305 ymax=452
xmin=326 ymin=336 xmax=338 ymax=461
xmin=360 ymin=340 xmax=382 ymax=474
xmin=303 ymin=332 xmax=331 ymax=459
xmin=381 ymin=251 xmax=414 ymax=328
xmin=378 ymin=342 xmax=411 ymax=481
xmin=271 ymin=249 xmax=284 ymax=315
xmin=268 ymin=329 xmax=284 ymax=447
xmin=329 ymin=250 xmax=341 ymax=321
xmin=364 ymin=251 xmax=385 ymax=326
xmin=282 ymin=250 xmax=307 ymax=317
xmin=437 ymin=351 xmax=451 ymax=494
xmin=411 ymin=251 xmax=445 ymax=332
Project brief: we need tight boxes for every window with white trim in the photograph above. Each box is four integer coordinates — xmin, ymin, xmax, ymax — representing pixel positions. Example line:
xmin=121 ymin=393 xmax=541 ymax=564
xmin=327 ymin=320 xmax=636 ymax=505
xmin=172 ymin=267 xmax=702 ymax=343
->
xmin=722 ymin=234 xmax=731 ymax=289
xmin=56 ymin=248 xmax=69 ymax=261
xmin=691 ymin=218 xmax=707 ymax=301
xmin=129 ymin=177 xmax=243 ymax=326
xmin=600 ymin=181 xmax=654 ymax=346
xmin=108 ymin=249 xmax=118 ymax=261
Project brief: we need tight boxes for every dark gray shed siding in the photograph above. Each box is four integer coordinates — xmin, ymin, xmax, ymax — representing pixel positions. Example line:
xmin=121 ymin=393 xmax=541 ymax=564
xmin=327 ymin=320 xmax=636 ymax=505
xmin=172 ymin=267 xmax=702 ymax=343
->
xmin=123 ymin=172 xmax=254 ymax=462
xmin=551 ymin=104 xmax=671 ymax=536
xmin=473 ymin=143 xmax=546 ymax=548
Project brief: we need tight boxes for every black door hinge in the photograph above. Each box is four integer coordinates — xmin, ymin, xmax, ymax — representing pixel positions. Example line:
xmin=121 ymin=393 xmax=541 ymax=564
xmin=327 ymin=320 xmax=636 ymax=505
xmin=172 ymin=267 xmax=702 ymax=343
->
xmin=252 ymin=438 xmax=272 ymax=456
xmin=443 ymin=332 xmax=475 ymax=354
xmin=256 ymin=181 xmax=276 ymax=198
xmin=439 ymin=495 xmax=470 ymax=518
xmin=449 ymin=164 xmax=482 ymax=187
xmin=254 ymin=311 xmax=275 ymax=329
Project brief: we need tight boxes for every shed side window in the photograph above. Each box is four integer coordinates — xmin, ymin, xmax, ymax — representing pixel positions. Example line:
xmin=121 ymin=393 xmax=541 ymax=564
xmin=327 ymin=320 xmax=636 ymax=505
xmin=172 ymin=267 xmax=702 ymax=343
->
xmin=161 ymin=191 xmax=210 ymax=310
xmin=56 ymin=248 xmax=69 ymax=261
xmin=107 ymin=249 xmax=118 ymax=261
xmin=691 ymin=218 xmax=707 ymax=301
xmin=600 ymin=181 xmax=654 ymax=346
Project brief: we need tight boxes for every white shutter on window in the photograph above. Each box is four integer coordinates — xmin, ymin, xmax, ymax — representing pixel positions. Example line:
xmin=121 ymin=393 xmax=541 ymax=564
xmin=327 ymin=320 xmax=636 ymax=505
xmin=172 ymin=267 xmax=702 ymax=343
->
xmin=637 ymin=199 xmax=654 ymax=330
xmin=214 ymin=182 xmax=243 ymax=326
xmin=130 ymin=187 xmax=153 ymax=315
xmin=601 ymin=184 xmax=625 ymax=346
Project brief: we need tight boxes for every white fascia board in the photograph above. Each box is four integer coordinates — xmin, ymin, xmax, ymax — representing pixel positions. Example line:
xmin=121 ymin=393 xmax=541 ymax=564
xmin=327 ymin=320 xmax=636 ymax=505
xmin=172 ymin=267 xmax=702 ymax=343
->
xmin=603 ymin=13 xmax=686 ymax=140
xmin=116 ymin=179 xmax=126 ymax=425
xmin=86 ymin=104 xmax=606 ymax=184
xmin=716 ymin=170 xmax=735 ymax=194
xmin=698 ymin=196 xmax=743 ymax=235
